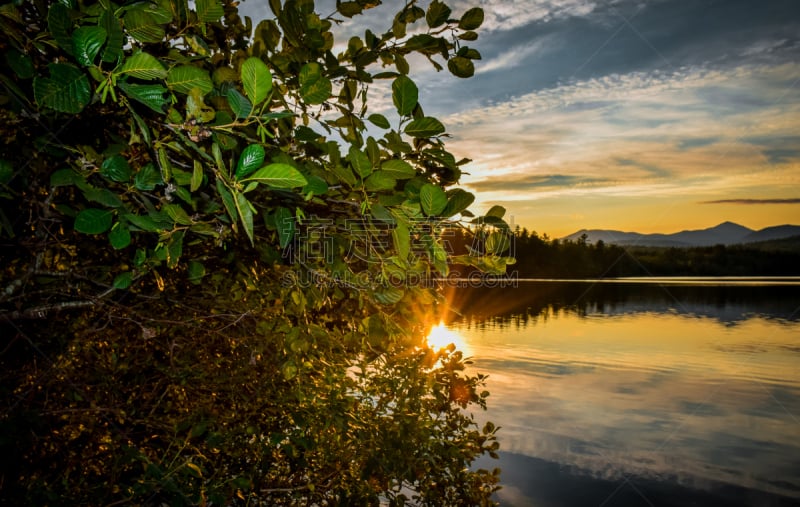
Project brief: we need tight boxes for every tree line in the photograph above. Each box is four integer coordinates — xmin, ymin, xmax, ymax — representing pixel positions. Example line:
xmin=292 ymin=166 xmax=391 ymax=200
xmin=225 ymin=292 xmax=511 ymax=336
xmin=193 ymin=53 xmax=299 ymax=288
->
xmin=447 ymin=227 xmax=800 ymax=278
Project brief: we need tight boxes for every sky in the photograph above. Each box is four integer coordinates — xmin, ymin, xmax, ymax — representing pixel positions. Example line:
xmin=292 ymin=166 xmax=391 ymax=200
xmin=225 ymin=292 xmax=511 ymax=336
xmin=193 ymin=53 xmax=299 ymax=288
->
xmin=240 ymin=0 xmax=800 ymax=238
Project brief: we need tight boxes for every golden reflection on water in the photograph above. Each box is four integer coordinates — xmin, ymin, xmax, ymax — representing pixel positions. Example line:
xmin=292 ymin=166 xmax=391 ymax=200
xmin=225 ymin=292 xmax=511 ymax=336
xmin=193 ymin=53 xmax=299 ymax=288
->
xmin=445 ymin=311 xmax=800 ymax=499
xmin=457 ymin=311 xmax=800 ymax=385
xmin=426 ymin=321 xmax=471 ymax=355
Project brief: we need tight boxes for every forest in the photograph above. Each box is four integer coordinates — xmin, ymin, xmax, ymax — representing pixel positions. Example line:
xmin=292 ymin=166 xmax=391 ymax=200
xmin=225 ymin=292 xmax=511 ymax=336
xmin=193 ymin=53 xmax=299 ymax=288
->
xmin=447 ymin=227 xmax=800 ymax=279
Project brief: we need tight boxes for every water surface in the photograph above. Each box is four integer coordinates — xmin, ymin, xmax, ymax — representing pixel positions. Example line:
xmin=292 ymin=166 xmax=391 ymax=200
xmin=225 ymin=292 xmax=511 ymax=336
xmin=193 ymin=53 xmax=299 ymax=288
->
xmin=446 ymin=280 xmax=800 ymax=506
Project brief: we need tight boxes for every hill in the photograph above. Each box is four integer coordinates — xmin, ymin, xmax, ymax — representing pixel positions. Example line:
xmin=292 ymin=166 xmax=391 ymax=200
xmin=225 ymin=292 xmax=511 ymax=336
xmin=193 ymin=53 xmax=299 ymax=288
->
xmin=562 ymin=222 xmax=800 ymax=247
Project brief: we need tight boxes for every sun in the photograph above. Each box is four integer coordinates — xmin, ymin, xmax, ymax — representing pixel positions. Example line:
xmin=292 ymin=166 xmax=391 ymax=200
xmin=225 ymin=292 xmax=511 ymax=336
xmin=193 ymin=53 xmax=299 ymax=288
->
xmin=426 ymin=322 xmax=469 ymax=354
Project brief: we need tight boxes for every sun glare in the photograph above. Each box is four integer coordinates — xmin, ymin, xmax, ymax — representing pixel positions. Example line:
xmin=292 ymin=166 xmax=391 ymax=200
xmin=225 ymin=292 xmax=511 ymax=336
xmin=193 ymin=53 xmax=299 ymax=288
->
xmin=426 ymin=322 xmax=469 ymax=354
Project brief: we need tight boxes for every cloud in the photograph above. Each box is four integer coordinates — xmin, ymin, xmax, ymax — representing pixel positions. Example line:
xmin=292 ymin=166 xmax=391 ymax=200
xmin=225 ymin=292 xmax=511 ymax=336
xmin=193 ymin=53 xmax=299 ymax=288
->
xmin=677 ymin=137 xmax=720 ymax=150
xmin=701 ymin=198 xmax=800 ymax=205
xmin=445 ymin=62 xmax=800 ymax=188
xmin=468 ymin=0 xmax=602 ymax=32
xmin=476 ymin=36 xmax=555 ymax=74
xmin=469 ymin=173 xmax=612 ymax=192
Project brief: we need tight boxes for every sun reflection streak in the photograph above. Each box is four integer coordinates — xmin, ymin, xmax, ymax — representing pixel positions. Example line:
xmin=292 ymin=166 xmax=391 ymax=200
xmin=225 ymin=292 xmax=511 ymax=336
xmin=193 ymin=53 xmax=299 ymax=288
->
xmin=426 ymin=322 xmax=471 ymax=355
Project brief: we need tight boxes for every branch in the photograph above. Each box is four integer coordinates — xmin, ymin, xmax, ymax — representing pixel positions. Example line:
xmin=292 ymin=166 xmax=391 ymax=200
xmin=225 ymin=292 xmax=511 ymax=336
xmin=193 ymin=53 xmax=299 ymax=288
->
xmin=0 ymin=300 xmax=96 ymax=320
xmin=0 ymin=284 xmax=116 ymax=321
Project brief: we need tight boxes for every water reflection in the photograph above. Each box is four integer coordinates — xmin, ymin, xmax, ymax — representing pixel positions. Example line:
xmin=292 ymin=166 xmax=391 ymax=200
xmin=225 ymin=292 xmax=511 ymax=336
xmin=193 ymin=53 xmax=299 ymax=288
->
xmin=447 ymin=281 xmax=800 ymax=329
xmin=426 ymin=321 xmax=471 ymax=355
xmin=451 ymin=281 xmax=800 ymax=507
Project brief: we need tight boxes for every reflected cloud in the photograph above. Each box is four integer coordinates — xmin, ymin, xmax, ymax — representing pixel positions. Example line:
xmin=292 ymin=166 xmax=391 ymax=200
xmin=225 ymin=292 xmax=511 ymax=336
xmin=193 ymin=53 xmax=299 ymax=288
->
xmin=457 ymin=307 xmax=800 ymax=501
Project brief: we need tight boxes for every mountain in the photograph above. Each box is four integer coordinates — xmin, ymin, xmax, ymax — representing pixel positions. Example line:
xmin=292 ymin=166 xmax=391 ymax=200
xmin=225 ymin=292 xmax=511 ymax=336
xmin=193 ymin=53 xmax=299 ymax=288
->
xmin=562 ymin=222 xmax=800 ymax=247
xmin=741 ymin=224 xmax=800 ymax=243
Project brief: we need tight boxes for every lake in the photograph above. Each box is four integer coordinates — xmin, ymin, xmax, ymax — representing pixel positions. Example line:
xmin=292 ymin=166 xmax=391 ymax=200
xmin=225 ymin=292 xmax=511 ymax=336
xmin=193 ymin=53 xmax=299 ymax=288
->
xmin=442 ymin=279 xmax=800 ymax=507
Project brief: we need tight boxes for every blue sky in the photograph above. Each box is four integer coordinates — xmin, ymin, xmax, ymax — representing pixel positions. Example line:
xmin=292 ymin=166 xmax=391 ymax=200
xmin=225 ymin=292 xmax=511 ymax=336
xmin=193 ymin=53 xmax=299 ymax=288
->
xmin=240 ymin=0 xmax=800 ymax=237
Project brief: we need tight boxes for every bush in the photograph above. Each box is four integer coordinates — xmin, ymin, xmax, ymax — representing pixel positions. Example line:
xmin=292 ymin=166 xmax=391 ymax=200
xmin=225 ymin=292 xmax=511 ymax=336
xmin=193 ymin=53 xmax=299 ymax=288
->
xmin=0 ymin=0 xmax=510 ymax=504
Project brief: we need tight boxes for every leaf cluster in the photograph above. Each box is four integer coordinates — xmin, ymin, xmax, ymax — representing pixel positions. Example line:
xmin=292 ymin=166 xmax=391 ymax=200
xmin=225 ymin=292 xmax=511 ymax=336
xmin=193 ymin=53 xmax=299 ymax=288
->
xmin=0 ymin=0 xmax=508 ymax=504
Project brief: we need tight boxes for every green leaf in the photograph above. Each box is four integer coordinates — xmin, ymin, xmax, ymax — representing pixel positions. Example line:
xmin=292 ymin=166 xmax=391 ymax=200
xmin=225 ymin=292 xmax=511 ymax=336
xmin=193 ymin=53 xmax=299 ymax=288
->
xmin=187 ymin=260 xmax=206 ymax=284
xmin=6 ymin=50 xmax=34 ymax=79
xmin=426 ymin=0 xmax=451 ymax=28
xmin=404 ymin=117 xmax=445 ymax=138
xmin=72 ymin=26 xmax=107 ymax=67
xmin=364 ymin=136 xmax=379 ymax=163
xmin=392 ymin=75 xmax=418 ymax=116
xmin=404 ymin=34 xmax=438 ymax=53
xmin=50 ymin=168 xmax=83 ymax=187
xmin=234 ymin=191 xmax=254 ymax=245
xmin=472 ymin=215 xmax=510 ymax=230
xmin=167 ymin=65 xmax=213 ymax=95
xmin=113 ymin=272 xmax=133 ymax=289
xmin=128 ymin=108 xmax=150 ymax=147
xmin=392 ymin=220 xmax=410 ymax=261
xmin=83 ymin=187 xmax=124 ymax=208
xmin=109 ymin=222 xmax=132 ymax=249
xmin=119 ymin=81 xmax=168 ymax=113
xmin=191 ymin=160 xmax=203 ymax=192
xmin=486 ymin=205 xmax=506 ymax=218
xmin=462 ymin=48 xmax=481 ymax=60
xmin=274 ymin=207 xmax=294 ymax=249
xmin=245 ymin=163 xmax=307 ymax=188
xmin=120 ymin=52 xmax=167 ymax=80
xmin=447 ymin=56 xmax=474 ymax=78
xmin=459 ymin=7 xmax=484 ymax=30
xmin=163 ymin=203 xmax=193 ymax=226
xmin=135 ymin=163 xmax=163 ymax=191
xmin=485 ymin=231 xmax=510 ymax=255
xmin=126 ymin=212 xmax=165 ymax=232
xmin=216 ymin=180 xmax=237 ymax=227
xmin=330 ymin=164 xmax=356 ymax=187
xmin=429 ymin=237 xmax=449 ymax=276
xmin=302 ymin=175 xmax=328 ymax=195
xmin=394 ymin=53 xmax=409 ymax=74
xmin=74 ymin=208 xmax=113 ymax=234
xmin=367 ymin=113 xmax=390 ymax=129
xmin=365 ymin=172 xmax=396 ymax=191
xmin=419 ymin=184 xmax=448 ymax=216
xmin=100 ymin=9 xmax=124 ymax=63
xmin=348 ymin=146 xmax=372 ymax=178
xmin=241 ymin=57 xmax=272 ymax=106
xmin=235 ymin=144 xmax=265 ymax=180
xmin=157 ymin=147 xmax=172 ymax=183
xmin=163 ymin=0 xmax=188 ymax=23
xmin=149 ymin=1 xmax=175 ymax=23
xmin=124 ymin=9 xmax=166 ymax=43
xmin=442 ymin=188 xmax=475 ymax=217
xmin=0 ymin=160 xmax=13 ymax=185
xmin=33 ymin=63 xmax=90 ymax=113
xmin=381 ymin=159 xmax=416 ymax=179
xmin=337 ymin=1 xmax=362 ymax=17
xmin=299 ymin=63 xmax=331 ymax=105
xmin=186 ymin=88 xmax=215 ymax=122
xmin=100 ymin=155 xmax=132 ymax=182
xmin=374 ymin=286 xmax=404 ymax=305
xmin=48 ymin=3 xmax=74 ymax=55
xmin=226 ymin=89 xmax=253 ymax=119
xmin=195 ymin=0 xmax=224 ymax=22
xmin=165 ymin=230 xmax=184 ymax=268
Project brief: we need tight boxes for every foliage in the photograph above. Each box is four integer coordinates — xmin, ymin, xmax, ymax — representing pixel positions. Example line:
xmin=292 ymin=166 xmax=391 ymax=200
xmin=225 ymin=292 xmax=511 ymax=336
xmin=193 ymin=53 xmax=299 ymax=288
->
xmin=0 ymin=0 xmax=510 ymax=504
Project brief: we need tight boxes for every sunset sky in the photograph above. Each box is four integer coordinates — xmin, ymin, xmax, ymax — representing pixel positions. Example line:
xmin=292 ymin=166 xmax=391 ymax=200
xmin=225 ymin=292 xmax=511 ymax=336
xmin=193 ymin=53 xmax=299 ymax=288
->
xmin=242 ymin=0 xmax=800 ymax=238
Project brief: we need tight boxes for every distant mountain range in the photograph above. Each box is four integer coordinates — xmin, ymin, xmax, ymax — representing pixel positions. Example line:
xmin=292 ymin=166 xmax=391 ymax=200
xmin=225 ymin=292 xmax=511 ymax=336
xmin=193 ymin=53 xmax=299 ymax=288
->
xmin=562 ymin=221 xmax=800 ymax=247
